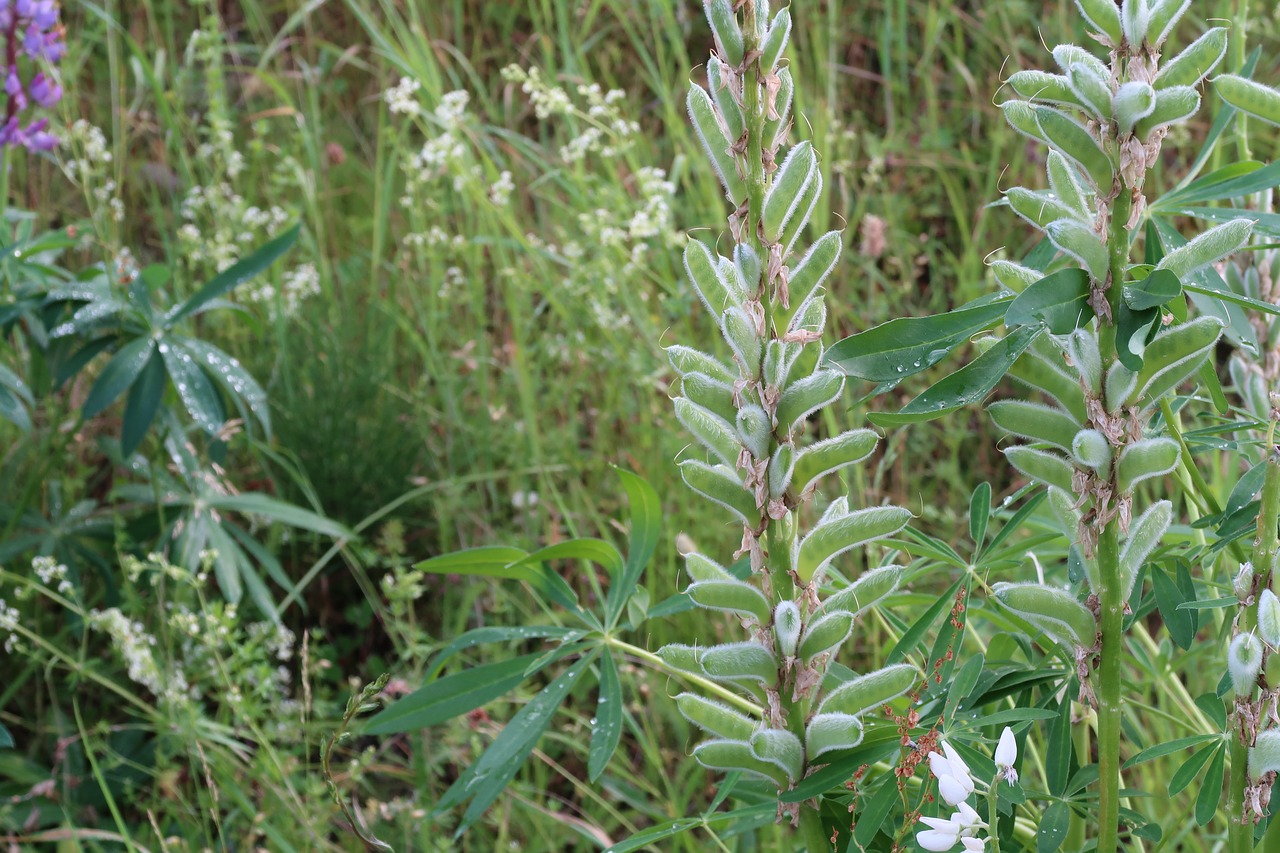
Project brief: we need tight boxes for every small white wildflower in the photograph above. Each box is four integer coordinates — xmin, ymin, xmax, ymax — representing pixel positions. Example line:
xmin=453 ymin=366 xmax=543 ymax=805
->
xmin=489 ymin=170 xmax=514 ymax=206
xmin=995 ymin=726 xmax=1019 ymax=785
xmin=384 ymin=76 xmax=422 ymax=116
xmin=511 ymin=490 xmax=540 ymax=510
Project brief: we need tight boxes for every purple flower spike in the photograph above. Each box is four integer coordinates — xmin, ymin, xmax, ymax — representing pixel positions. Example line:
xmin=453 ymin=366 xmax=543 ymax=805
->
xmin=28 ymin=71 xmax=57 ymax=108
xmin=0 ymin=0 xmax=65 ymax=150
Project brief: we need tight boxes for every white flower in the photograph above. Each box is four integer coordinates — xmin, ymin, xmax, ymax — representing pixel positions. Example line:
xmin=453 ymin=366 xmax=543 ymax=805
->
xmin=995 ymin=726 xmax=1019 ymax=785
xmin=928 ymin=740 xmax=976 ymax=805
xmin=961 ymin=838 xmax=987 ymax=851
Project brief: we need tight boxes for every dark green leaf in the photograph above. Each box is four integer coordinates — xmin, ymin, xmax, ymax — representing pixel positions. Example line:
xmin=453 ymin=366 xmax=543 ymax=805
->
xmin=1123 ymin=733 xmax=1220 ymax=768
xmin=166 ymin=224 xmax=300 ymax=327
xmin=1228 ymin=461 xmax=1267 ymax=516
xmin=868 ymin=326 xmax=1042 ymax=427
xmin=206 ymin=493 xmax=351 ymax=539
xmin=82 ymin=336 xmax=156 ymax=418
xmin=1195 ymin=743 xmax=1226 ymax=826
xmin=946 ymin=653 xmax=984 ymax=721
xmin=161 ymin=340 xmax=226 ymax=434
xmin=1153 ymin=568 xmax=1194 ymax=648
xmin=0 ymin=385 xmax=30 ymax=432
xmin=1123 ymin=269 xmax=1182 ymax=310
xmin=1159 ymin=161 xmax=1280 ymax=207
xmin=176 ymin=338 xmax=272 ymax=436
xmin=1046 ymin=695 xmax=1072 ymax=795
xmin=121 ymin=350 xmax=166 ymax=457
xmin=0 ymin=722 xmax=12 ymax=749
xmin=1169 ymin=743 xmax=1218 ymax=796
xmin=602 ymin=803 xmax=777 ymax=853
xmin=970 ymin=482 xmax=991 ymax=550
xmin=605 ymin=469 xmax=662 ymax=630
xmin=1005 ymin=269 xmax=1092 ymax=334
xmin=1038 ymin=802 xmax=1070 ymax=853
xmin=424 ymin=626 xmax=581 ymax=680
xmin=1176 ymin=597 xmax=1237 ymax=610
xmin=853 ymin=774 xmax=899 ymax=847
xmin=888 ymin=576 xmax=962 ymax=663
xmin=588 ymin=652 xmax=624 ymax=782
xmin=1114 ymin=302 xmax=1160 ymax=370
xmin=1196 ymin=692 xmax=1227 ymax=730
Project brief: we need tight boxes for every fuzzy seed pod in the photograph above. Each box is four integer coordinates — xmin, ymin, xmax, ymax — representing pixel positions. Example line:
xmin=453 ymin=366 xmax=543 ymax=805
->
xmin=1228 ymin=632 xmax=1264 ymax=696
xmin=1072 ymin=428 xmax=1113 ymax=471
xmin=774 ymin=600 xmax=802 ymax=657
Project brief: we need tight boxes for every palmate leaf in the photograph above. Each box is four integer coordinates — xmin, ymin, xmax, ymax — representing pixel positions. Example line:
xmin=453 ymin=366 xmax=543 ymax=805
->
xmin=120 ymin=350 xmax=166 ymax=456
xmin=176 ymin=337 xmax=271 ymax=436
xmin=160 ymin=339 xmax=226 ymax=435
xmin=604 ymin=468 xmax=661 ymax=630
xmin=81 ymin=336 xmax=156 ymax=418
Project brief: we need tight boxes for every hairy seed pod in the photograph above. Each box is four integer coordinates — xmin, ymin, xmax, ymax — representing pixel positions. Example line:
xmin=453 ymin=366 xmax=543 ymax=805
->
xmin=1121 ymin=0 xmax=1150 ymax=47
xmin=1147 ymin=0 xmax=1190 ymax=47
xmin=762 ymin=340 xmax=801 ymax=391
xmin=1004 ymin=446 xmax=1077 ymax=493
xmin=816 ymin=663 xmax=918 ymax=717
xmin=775 ymin=600 xmax=802 ymax=657
xmin=700 ymin=641 xmax=778 ymax=685
xmin=1119 ymin=501 xmax=1171 ymax=601
xmin=1129 ymin=317 xmax=1224 ymax=407
xmin=1104 ymin=362 xmax=1138 ymax=412
xmin=675 ymin=397 xmax=741 ymax=467
xmin=993 ymin=582 xmax=1097 ymax=650
xmin=759 ymin=8 xmax=792 ymax=72
xmin=763 ymin=142 xmax=817 ymax=242
xmin=1113 ymin=81 xmax=1157 ymax=135
xmin=1071 ymin=428 xmax=1113 ymax=471
xmin=721 ymin=305 xmax=762 ymax=375
xmin=1046 ymin=151 xmax=1092 ymax=219
xmin=1074 ymin=0 xmax=1123 ymax=45
xmin=777 ymin=231 xmax=841 ymax=329
xmin=1007 ymin=346 xmax=1089 ymax=422
xmin=1046 ymin=219 xmax=1110 ymax=280
xmin=687 ymin=85 xmax=747 ymax=203
xmin=1001 ymin=100 xmax=1048 ymax=144
xmin=823 ymin=564 xmax=903 ymax=616
xmin=766 ymin=67 xmax=793 ymax=149
xmin=676 ymin=693 xmax=758 ymax=740
xmin=1116 ymin=438 xmax=1180 ymax=493
xmin=688 ymin=579 xmax=773 ymax=623
xmin=1006 ymin=187 xmax=1086 ymax=230
xmin=1229 ymin=632 xmax=1264 ymax=696
xmin=658 ymin=643 xmax=703 ymax=674
xmin=791 ymin=429 xmax=879 ymax=495
xmin=685 ymin=551 xmax=735 ymax=583
xmin=991 ymin=260 xmax=1042 ymax=293
xmin=1216 ymin=74 xmax=1280 ymax=126
xmin=806 ymin=713 xmax=865 ymax=760
xmin=780 ymin=166 xmax=823 ymax=253
xmin=693 ymin=738 xmax=789 ymax=787
xmin=769 ymin=444 xmax=795 ymax=498
xmin=735 ymin=242 xmax=762 ymax=293
xmin=1057 ymin=328 xmax=1102 ymax=392
xmin=1008 ymin=70 xmax=1087 ymax=109
xmin=795 ymin=506 xmax=913 ymax=584
xmin=685 ymin=239 xmax=743 ymax=316
xmin=736 ymin=404 xmax=772 ymax=459
xmin=1066 ymin=63 xmax=1112 ymax=119
xmin=1135 ymin=86 xmax=1200 ymax=138
xmin=750 ymin=728 xmax=804 ymax=781
xmin=789 ymin=294 xmax=827 ymax=339
xmin=988 ymin=400 xmax=1081 ymax=451
xmin=1259 ymin=589 xmax=1280 ymax=647
xmin=776 ymin=369 xmax=844 ymax=434
xmin=681 ymin=372 xmax=739 ymax=423
xmin=702 ymin=0 xmax=744 ymax=66
xmin=1250 ymin=730 xmax=1280 ymax=778
xmin=798 ymin=610 xmax=855 ymax=662
xmin=668 ymin=345 xmax=736 ymax=383
xmin=1156 ymin=219 xmax=1253 ymax=279
xmin=706 ymin=56 xmax=744 ymax=143
xmin=1035 ymin=106 xmax=1114 ymax=189
xmin=1052 ymin=43 xmax=1110 ymax=79
xmin=1155 ymin=27 xmax=1227 ymax=90
xmin=680 ymin=460 xmax=757 ymax=522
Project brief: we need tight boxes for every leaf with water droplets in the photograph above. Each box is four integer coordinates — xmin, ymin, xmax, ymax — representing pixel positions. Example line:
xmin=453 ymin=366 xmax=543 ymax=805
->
xmin=588 ymin=651 xmax=624 ymax=782
xmin=161 ymin=337 xmax=226 ymax=435
xmin=121 ymin=350 xmax=166 ymax=457
xmin=82 ymin=336 xmax=156 ymax=419
xmin=174 ymin=337 xmax=271 ymax=436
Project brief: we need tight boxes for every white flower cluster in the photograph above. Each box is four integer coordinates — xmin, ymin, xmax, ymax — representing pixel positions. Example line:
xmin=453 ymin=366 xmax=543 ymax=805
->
xmin=0 ymin=598 xmax=19 ymax=654
xmin=32 ymin=556 xmax=73 ymax=595
xmin=179 ymin=183 xmax=291 ymax=273
xmin=400 ymin=90 xmax=474 ymax=202
xmin=916 ymin=728 xmax=1019 ymax=852
xmin=89 ymin=606 xmax=190 ymax=705
xmin=384 ymin=76 xmax=421 ymax=116
xmin=501 ymin=65 xmax=637 ymax=163
xmin=243 ymin=262 xmax=321 ymax=319
xmin=62 ymin=120 xmax=124 ymax=223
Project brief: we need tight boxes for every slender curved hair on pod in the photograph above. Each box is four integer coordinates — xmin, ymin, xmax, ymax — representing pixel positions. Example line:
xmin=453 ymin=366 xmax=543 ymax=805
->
xmin=663 ymin=1 xmax=916 ymax=847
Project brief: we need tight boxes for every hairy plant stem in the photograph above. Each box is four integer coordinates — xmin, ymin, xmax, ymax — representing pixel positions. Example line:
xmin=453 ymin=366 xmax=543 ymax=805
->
xmin=1095 ymin=523 xmax=1123 ymax=853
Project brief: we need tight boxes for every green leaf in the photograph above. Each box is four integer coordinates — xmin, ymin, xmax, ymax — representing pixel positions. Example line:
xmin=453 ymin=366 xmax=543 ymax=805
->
xmin=175 ymin=338 xmax=271 ymax=436
xmin=424 ymin=625 xmax=582 ymax=680
xmin=960 ymin=707 xmax=1060 ymax=727
xmin=1123 ymin=733 xmax=1221 ymax=768
xmin=602 ymin=803 xmax=777 ymax=853
xmin=1005 ymin=268 xmax=1093 ymax=334
xmin=439 ymin=651 xmax=597 ymax=834
xmin=121 ymin=350 xmax=166 ymax=457
xmin=825 ymin=295 xmax=1010 ymax=382
xmin=1158 ymin=160 xmax=1280 ymax=206
xmin=1123 ymin=269 xmax=1182 ymax=310
xmin=82 ymin=336 xmax=156 ymax=418
xmin=1114 ymin=302 xmax=1160 ymax=370
xmin=1153 ymin=568 xmax=1194 ymax=648
xmin=1169 ymin=743 xmax=1219 ymax=796
xmin=888 ymin=576 xmax=962 ymax=663
xmin=588 ymin=652 xmax=624 ymax=782
xmin=868 ymin=326 xmax=1042 ymax=426
xmin=853 ymin=774 xmax=899 ymax=847
xmin=206 ymin=493 xmax=351 ymax=540
xmin=160 ymin=339 xmax=225 ymax=434
xmin=1176 ymin=596 xmax=1237 ymax=610
xmin=1038 ymin=802 xmax=1071 ymax=853
xmin=945 ymin=652 xmax=984 ymax=722
xmin=1046 ymin=695 xmax=1072 ymax=795
xmin=970 ymin=482 xmax=991 ymax=550
xmin=0 ymin=722 xmax=12 ymax=749
xmin=1195 ymin=742 xmax=1226 ymax=826
xmin=605 ymin=469 xmax=662 ymax=630
xmin=510 ymin=539 xmax=624 ymax=580
xmin=0 ymin=385 xmax=30 ymax=432
xmin=167 ymin=224 xmax=300 ymax=326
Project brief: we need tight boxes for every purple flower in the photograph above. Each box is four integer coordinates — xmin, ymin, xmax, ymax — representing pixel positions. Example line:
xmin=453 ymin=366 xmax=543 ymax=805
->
xmin=28 ymin=71 xmax=57 ymax=108
xmin=0 ymin=0 xmax=64 ymax=150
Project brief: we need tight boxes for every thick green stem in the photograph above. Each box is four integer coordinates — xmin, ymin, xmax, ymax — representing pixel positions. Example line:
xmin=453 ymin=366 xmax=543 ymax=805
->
xmin=987 ymin=784 xmax=1002 ymax=853
xmin=1068 ymin=706 xmax=1089 ymax=851
xmin=1096 ymin=523 xmax=1123 ymax=853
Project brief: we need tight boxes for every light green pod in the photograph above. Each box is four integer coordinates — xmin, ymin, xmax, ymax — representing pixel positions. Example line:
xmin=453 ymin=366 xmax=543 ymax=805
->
xmin=775 ymin=600 xmax=802 ymax=657
xmin=988 ymin=400 xmax=1081 ymax=452
xmin=1119 ymin=500 xmax=1171 ymax=601
xmin=1074 ymin=0 xmax=1123 ymax=44
xmin=681 ymin=372 xmax=738 ymax=424
xmin=759 ymin=8 xmax=792 ymax=72
xmin=1121 ymin=0 xmax=1149 ymax=48
xmin=780 ymin=164 xmax=823 ymax=254
xmin=702 ymin=0 xmax=744 ymax=66
xmin=1156 ymin=218 xmax=1253 ymax=279
xmin=798 ymin=610 xmax=855 ymax=663
xmin=1008 ymin=70 xmax=1087 ymax=109
xmin=1147 ymin=0 xmax=1190 ymax=47
xmin=1129 ymin=317 xmax=1224 ymax=407
xmin=1261 ymin=589 xmax=1280 ymax=647
xmin=685 ymin=239 xmax=741 ymax=316
xmin=700 ymin=641 xmax=778 ymax=685
xmin=693 ymin=738 xmax=789 ymax=787
xmin=1036 ymin=106 xmax=1114 ymax=189
xmin=680 ymin=460 xmax=757 ymax=523
xmin=795 ymin=505 xmax=913 ymax=584
xmin=685 ymin=551 xmax=735 ymax=583
xmin=1113 ymin=81 xmax=1157 ymax=135
xmin=1071 ymin=428 xmax=1112 ymax=471
xmin=1155 ymin=28 xmax=1227 ymax=89
xmin=775 ymin=369 xmax=844 ymax=434
xmin=1229 ymin=632 xmax=1263 ymax=696
xmin=1217 ymin=74 xmax=1280 ymax=126
xmin=1007 ymin=346 xmax=1089 ymax=422
xmin=1046 ymin=151 xmax=1092 ymax=219
xmin=1066 ymin=63 xmax=1112 ymax=119
xmin=1135 ymin=86 xmax=1200 ymax=138
xmin=1004 ymin=446 xmax=1077 ymax=493
xmin=1046 ymin=219 xmax=1110 ymax=280
xmin=657 ymin=643 xmax=703 ymax=674
xmin=991 ymin=260 xmax=1042 ymax=293
xmin=777 ymin=231 xmax=842 ymax=328
xmin=721 ymin=305 xmax=762 ymax=374
xmin=735 ymin=404 xmax=772 ymax=459
xmin=791 ymin=428 xmax=879 ymax=495
xmin=668 ymin=345 xmax=735 ymax=383
xmin=1006 ymin=187 xmax=1085 ymax=230
xmin=823 ymin=564 xmax=903 ymax=616
xmin=706 ymin=56 xmax=744 ymax=143
xmin=1250 ymin=730 xmax=1280 ymax=777
xmin=750 ymin=729 xmax=804 ymax=781
xmin=1001 ymin=100 xmax=1048 ymax=143
xmin=994 ymin=582 xmax=1097 ymax=650
xmin=674 ymin=397 xmax=741 ymax=467
xmin=676 ymin=693 xmax=758 ymax=740
xmin=816 ymin=662 xmax=919 ymax=717
xmin=765 ymin=67 xmax=794 ymax=149
xmin=806 ymin=713 xmax=866 ymax=760
xmin=769 ymin=444 xmax=795 ymax=498
xmin=762 ymin=141 xmax=817 ymax=242
xmin=1116 ymin=438 xmax=1180 ymax=493
xmin=687 ymin=85 xmax=746 ymax=203
xmin=1051 ymin=44 xmax=1110 ymax=80
xmin=688 ymin=580 xmax=773 ymax=623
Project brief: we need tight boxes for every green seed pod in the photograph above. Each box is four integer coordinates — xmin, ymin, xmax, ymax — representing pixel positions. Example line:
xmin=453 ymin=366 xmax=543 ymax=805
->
xmin=693 ymin=738 xmax=789 ymax=787
xmin=668 ymin=346 xmax=736 ymax=383
xmin=795 ymin=506 xmax=913 ymax=584
xmin=775 ymin=600 xmax=802 ymax=657
xmin=1074 ymin=0 xmax=1124 ymax=45
xmin=792 ymin=429 xmax=879 ymax=495
xmin=680 ymin=460 xmax=758 ymax=523
xmin=775 ymin=369 xmax=844 ymax=434
xmin=1046 ymin=218 xmax=1110 ymax=280
xmin=1066 ymin=63 xmax=1112 ymax=119
xmin=780 ymin=164 xmax=823 ymax=254
xmin=1116 ymin=437 xmax=1180 ymax=493
xmin=1104 ymin=362 xmax=1138 ymax=412
xmin=1129 ymin=317 xmax=1224 ymax=407
xmin=1250 ymin=730 xmax=1280 ymax=777
xmin=687 ymin=85 xmax=747 ymax=203
xmin=798 ymin=610 xmax=855 ymax=662
xmin=1259 ymin=589 xmax=1280 ymax=647
xmin=681 ymin=372 xmax=738 ymax=423
xmin=657 ymin=643 xmax=703 ymax=674
xmin=1071 ymin=428 xmax=1113 ymax=471
xmin=991 ymin=260 xmax=1042 ymax=293
xmin=685 ymin=239 xmax=742 ymax=316
xmin=806 ymin=713 xmax=866 ymax=760
xmin=1121 ymin=0 xmax=1149 ymax=47
xmin=1006 ymin=187 xmax=1086 ymax=230
xmin=1216 ymin=74 xmax=1280 ymax=126
xmin=1119 ymin=500 xmax=1171 ymax=602
xmin=1004 ymin=446 xmax=1077 ymax=493
xmin=988 ymin=400 xmax=1082 ymax=452
xmin=1056 ymin=328 xmax=1102 ymax=392
xmin=1147 ymin=0 xmax=1190 ymax=47
xmin=1036 ymin=106 xmax=1114 ymax=190
xmin=769 ymin=444 xmax=795 ymax=498
xmin=1156 ymin=219 xmax=1253 ymax=279
xmin=675 ymin=397 xmax=741 ymax=467
xmin=721 ymin=305 xmax=762 ymax=375
xmin=759 ymin=8 xmax=792 ymax=72
xmin=1229 ymin=632 xmax=1263 ymax=696
xmin=702 ymin=0 xmax=744 ymax=66
xmin=1008 ymin=345 xmax=1090 ymax=422
xmin=1135 ymin=86 xmax=1200 ymax=138
xmin=765 ymin=67 xmax=794 ymax=149
xmin=750 ymin=728 xmax=804 ymax=781
xmin=1008 ymin=70 xmax=1088 ymax=109
xmin=816 ymin=662 xmax=918 ymax=717
xmin=993 ymin=582 xmax=1098 ymax=650
xmin=777 ymin=231 xmax=841 ymax=329
xmin=706 ymin=56 xmax=744 ymax=143
xmin=1001 ymin=100 xmax=1049 ymax=144
xmin=1113 ymin=81 xmax=1157 ymax=135
xmin=1155 ymin=27 xmax=1227 ymax=89
xmin=735 ymin=242 xmax=762 ymax=292
xmin=789 ymin=294 xmax=827 ymax=339
xmin=1046 ymin=151 xmax=1092 ymax=219
xmin=762 ymin=339 xmax=801 ymax=391
xmin=676 ymin=693 xmax=758 ymax=740
xmin=823 ymin=564 xmax=903 ymax=617
xmin=685 ymin=552 xmax=735 ymax=583
xmin=762 ymin=141 xmax=817 ymax=242
xmin=736 ymin=404 xmax=772 ymax=459
xmin=700 ymin=641 xmax=778 ymax=685
xmin=1052 ymin=44 xmax=1110 ymax=80
xmin=688 ymin=579 xmax=773 ymax=623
